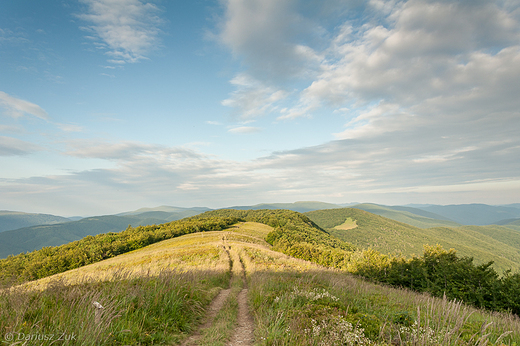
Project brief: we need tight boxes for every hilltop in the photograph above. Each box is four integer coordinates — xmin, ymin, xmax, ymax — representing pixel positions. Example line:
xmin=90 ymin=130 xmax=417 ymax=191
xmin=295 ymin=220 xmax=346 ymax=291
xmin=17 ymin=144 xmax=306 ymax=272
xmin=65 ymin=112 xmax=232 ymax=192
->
xmin=2 ymin=214 xmax=519 ymax=346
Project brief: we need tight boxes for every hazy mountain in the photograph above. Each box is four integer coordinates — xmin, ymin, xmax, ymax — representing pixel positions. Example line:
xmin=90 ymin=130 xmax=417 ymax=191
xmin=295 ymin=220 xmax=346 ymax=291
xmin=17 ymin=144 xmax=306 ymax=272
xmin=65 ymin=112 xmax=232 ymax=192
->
xmin=0 ymin=211 xmax=71 ymax=233
xmin=0 ymin=214 xmax=172 ymax=258
xmin=415 ymin=204 xmax=520 ymax=225
xmin=0 ymin=206 xmax=213 ymax=258
xmin=501 ymin=203 xmax=520 ymax=210
xmin=118 ymin=205 xmax=211 ymax=216
xmin=226 ymin=201 xmax=343 ymax=213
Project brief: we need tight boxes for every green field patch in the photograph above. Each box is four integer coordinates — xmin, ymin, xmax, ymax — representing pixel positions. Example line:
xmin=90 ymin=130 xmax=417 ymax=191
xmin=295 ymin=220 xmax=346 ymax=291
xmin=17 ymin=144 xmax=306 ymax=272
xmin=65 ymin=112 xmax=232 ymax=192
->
xmin=333 ymin=217 xmax=358 ymax=230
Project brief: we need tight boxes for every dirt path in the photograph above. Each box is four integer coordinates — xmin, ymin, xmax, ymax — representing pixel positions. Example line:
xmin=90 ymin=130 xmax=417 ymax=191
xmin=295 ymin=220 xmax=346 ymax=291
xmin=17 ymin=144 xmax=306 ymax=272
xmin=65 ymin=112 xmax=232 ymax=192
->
xmin=181 ymin=288 xmax=232 ymax=346
xmin=181 ymin=244 xmax=255 ymax=346
xmin=226 ymin=251 xmax=254 ymax=346
xmin=226 ymin=287 xmax=254 ymax=346
xmin=180 ymin=244 xmax=233 ymax=346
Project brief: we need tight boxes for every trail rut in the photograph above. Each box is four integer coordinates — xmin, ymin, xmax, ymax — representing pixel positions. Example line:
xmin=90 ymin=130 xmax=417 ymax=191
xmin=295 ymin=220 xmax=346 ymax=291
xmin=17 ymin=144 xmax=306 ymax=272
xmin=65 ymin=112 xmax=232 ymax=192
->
xmin=226 ymin=250 xmax=254 ymax=346
xmin=181 ymin=288 xmax=232 ymax=346
xmin=180 ymin=243 xmax=255 ymax=346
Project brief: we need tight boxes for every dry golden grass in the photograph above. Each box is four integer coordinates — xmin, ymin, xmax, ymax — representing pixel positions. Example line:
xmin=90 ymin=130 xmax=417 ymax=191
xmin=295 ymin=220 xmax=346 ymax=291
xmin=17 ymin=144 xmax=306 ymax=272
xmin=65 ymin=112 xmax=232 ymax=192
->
xmin=21 ymin=222 xmax=274 ymax=291
xmin=334 ymin=217 xmax=358 ymax=230
xmin=22 ymin=231 xmax=230 ymax=290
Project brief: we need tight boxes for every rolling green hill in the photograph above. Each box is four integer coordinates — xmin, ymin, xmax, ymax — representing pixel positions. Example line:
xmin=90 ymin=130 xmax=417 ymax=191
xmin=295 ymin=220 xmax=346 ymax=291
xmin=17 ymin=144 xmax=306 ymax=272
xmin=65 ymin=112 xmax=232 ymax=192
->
xmin=305 ymin=208 xmax=520 ymax=273
xmin=0 ymin=210 xmax=71 ymax=233
xmin=351 ymin=203 xmax=461 ymax=228
xmin=495 ymin=218 xmax=520 ymax=232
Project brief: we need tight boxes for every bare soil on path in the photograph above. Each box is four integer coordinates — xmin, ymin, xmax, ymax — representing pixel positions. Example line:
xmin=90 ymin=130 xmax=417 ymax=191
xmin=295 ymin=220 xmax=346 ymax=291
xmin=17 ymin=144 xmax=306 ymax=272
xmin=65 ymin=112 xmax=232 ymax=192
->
xmin=181 ymin=243 xmax=255 ymax=346
xmin=181 ymin=288 xmax=232 ymax=346
xmin=226 ymin=287 xmax=254 ymax=346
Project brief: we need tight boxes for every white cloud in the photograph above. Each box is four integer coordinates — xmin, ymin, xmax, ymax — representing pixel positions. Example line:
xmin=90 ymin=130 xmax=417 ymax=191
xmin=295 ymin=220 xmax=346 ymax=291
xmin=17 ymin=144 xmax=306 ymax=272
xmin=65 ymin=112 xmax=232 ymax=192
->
xmin=228 ymin=126 xmax=261 ymax=134
xmin=77 ymin=0 xmax=163 ymax=63
xmin=0 ymin=91 xmax=48 ymax=120
xmin=56 ymin=123 xmax=84 ymax=133
xmin=219 ymin=0 xmax=324 ymax=80
xmin=0 ymin=136 xmax=41 ymax=156
xmin=2 ymin=1 xmax=520 ymax=215
xmin=221 ymin=74 xmax=288 ymax=119
xmin=65 ymin=140 xmax=202 ymax=161
xmin=0 ymin=125 xmax=23 ymax=133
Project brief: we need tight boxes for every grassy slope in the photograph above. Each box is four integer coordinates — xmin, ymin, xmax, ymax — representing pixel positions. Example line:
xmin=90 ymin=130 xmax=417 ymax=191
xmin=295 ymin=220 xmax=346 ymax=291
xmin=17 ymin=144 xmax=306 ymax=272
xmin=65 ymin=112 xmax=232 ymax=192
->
xmin=496 ymin=218 xmax=520 ymax=232
xmin=305 ymin=208 xmax=520 ymax=273
xmin=8 ymin=221 xmax=519 ymax=345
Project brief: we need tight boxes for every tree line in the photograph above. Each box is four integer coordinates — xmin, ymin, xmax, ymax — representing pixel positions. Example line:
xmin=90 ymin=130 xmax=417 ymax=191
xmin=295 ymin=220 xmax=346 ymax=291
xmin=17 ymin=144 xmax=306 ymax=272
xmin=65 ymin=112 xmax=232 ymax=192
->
xmin=0 ymin=216 xmax=239 ymax=285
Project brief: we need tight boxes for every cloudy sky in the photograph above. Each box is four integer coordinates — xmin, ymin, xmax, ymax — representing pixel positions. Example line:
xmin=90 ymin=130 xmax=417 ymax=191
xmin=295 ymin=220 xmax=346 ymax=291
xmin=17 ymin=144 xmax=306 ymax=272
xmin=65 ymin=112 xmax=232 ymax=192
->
xmin=1 ymin=0 xmax=519 ymax=216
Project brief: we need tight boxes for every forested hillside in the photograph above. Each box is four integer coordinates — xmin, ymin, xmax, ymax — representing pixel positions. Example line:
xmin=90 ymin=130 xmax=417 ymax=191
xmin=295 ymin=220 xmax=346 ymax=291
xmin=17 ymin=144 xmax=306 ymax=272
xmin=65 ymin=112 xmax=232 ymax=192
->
xmin=305 ymin=208 xmax=520 ymax=273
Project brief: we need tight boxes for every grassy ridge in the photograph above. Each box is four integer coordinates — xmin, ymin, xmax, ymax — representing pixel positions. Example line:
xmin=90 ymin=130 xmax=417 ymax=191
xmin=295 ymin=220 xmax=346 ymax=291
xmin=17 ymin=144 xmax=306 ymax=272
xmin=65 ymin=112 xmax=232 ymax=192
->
xmin=1 ymin=270 xmax=229 ymax=345
xmin=0 ymin=216 xmax=238 ymax=286
xmin=4 ymin=208 xmax=520 ymax=318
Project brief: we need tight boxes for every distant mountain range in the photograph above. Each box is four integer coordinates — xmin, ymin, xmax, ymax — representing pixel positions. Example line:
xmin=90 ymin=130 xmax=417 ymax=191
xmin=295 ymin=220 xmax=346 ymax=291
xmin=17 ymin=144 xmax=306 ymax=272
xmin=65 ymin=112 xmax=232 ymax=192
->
xmin=227 ymin=201 xmax=343 ymax=213
xmin=0 ymin=201 xmax=519 ymax=258
xmin=413 ymin=204 xmax=520 ymax=225
xmin=0 ymin=211 xmax=71 ymax=233
xmin=0 ymin=206 xmax=210 ymax=258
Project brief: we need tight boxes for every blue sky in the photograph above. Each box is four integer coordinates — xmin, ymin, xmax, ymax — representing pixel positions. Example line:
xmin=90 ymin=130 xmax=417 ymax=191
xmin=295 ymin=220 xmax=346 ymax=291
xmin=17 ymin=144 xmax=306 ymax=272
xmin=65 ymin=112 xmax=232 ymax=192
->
xmin=1 ymin=0 xmax=519 ymax=216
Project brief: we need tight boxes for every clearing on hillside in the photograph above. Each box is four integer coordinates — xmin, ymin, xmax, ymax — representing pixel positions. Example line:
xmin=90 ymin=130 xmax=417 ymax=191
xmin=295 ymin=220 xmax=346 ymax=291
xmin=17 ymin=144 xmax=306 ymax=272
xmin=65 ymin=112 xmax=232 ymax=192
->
xmin=333 ymin=217 xmax=358 ymax=230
